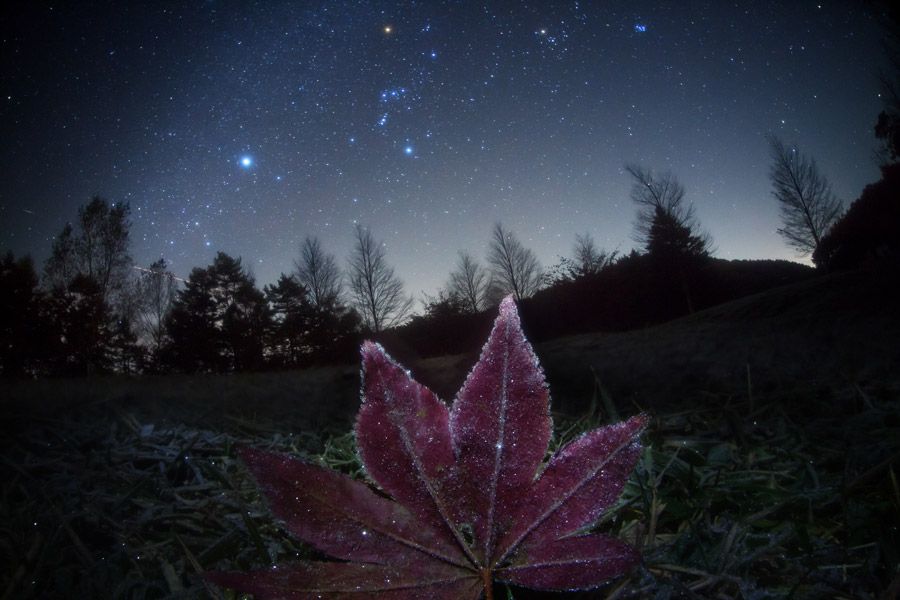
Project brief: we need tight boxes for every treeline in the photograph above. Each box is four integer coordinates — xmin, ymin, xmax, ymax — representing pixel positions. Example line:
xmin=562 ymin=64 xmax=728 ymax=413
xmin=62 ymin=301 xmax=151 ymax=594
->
xmin=3 ymin=142 xmax=899 ymax=377
xmin=0 ymin=199 xmax=366 ymax=377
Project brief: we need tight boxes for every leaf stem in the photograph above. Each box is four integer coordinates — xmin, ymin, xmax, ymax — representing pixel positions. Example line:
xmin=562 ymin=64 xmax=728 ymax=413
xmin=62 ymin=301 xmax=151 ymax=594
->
xmin=482 ymin=568 xmax=493 ymax=600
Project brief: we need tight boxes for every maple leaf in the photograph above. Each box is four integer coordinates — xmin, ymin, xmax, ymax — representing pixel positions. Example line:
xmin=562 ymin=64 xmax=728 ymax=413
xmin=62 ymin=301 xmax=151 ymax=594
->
xmin=207 ymin=296 xmax=647 ymax=599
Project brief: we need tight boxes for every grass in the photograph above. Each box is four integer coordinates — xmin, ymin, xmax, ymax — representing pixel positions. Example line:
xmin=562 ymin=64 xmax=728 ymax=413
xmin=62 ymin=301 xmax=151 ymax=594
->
xmin=1 ymin=372 xmax=897 ymax=599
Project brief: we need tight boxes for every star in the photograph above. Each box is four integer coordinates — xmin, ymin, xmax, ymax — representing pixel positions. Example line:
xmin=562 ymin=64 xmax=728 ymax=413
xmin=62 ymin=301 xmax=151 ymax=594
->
xmin=383 ymin=25 xmax=393 ymax=35
xmin=404 ymin=145 xmax=414 ymax=155
xmin=239 ymin=156 xmax=253 ymax=168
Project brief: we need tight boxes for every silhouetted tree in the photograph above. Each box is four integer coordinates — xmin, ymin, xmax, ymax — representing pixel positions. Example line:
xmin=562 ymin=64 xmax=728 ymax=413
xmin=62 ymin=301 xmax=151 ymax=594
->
xmin=294 ymin=236 xmax=342 ymax=309
xmin=486 ymin=222 xmax=542 ymax=301
xmin=768 ymin=136 xmax=843 ymax=257
xmin=549 ymin=233 xmax=618 ymax=284
xmin=626 ymin=165 xmax=711 ymax=314
xmin=44 ymin=224 xmax=77 ymax=291
xmin=0 ymin=252 xmax=44 ymax=376
xmin=446 ymin=251 xmax=490 ymax=313
xmin=646 ymin=207 xmax=709 ymax=261
xmin=39 ymin=197 xmax=134 ymax=372
xmin=44 ymin=196 xmax=132 ymax=303
xmin=347 ymin=225 xmax=413 ymax=332
xmin=132 ymin=259 xmax=179 ymax=368
xmin=305 ymin=302 xmax=361 ymax=364
xmin=265 ymin=273 xmax=316 ymax=367
xmin=873 ymin=1 xmax=900 ymax=163
xmin=42 ymin=274 xmax=114 ymax=375
xmin=164 ymin=252 xmax=270 ymax=372
xmin=626 ymin=165 xmax=710 ymax=252
xmin=108 ymin=314 xmax=143 ymax=374
xmin=814 ymin=162 xmax=900 ymax=270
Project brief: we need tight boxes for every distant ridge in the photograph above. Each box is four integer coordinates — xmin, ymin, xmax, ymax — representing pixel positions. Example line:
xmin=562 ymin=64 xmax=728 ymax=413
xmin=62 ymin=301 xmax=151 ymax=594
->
xmin=415 ymin=268 xmax=900 ymax=414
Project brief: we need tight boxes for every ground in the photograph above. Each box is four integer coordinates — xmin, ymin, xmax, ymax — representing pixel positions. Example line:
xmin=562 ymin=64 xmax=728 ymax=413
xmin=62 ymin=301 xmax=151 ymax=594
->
xmin=2 ymin=268 xmax=899 ymax=598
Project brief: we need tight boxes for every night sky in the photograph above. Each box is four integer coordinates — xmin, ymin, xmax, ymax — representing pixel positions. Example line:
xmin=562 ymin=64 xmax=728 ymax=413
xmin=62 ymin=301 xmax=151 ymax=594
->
xmin=0 ymin=1 xmax=887 ymax=300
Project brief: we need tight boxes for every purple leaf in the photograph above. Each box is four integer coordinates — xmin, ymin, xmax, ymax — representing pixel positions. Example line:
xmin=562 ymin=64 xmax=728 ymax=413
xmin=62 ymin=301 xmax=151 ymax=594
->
xmin=355 ymin=342 xmax=472 ymax=558
xmin=450 ymin=296 xmax=551 ymax=561
xmin=208 ymin=296 xmax=645 ymax=599
xmin=496 ymin=415 xmax=647 ymax=560
xmin=206 ymin=560 xmax=482 ymax=599
xmin=237 ymin=447 xmax=467 ymax=567
xmin=496 ymin=534 xmax=639 ymax=591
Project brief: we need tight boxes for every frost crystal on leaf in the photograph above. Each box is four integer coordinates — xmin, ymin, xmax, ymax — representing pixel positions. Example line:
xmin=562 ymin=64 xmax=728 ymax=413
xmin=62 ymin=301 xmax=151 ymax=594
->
xmin=206 ymin=296 xmax=647 ymax=599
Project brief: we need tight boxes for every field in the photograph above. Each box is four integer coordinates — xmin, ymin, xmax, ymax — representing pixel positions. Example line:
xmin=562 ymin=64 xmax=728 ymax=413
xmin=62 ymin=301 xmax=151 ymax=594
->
xmin=2 ymin=269 xmax=899 ymax=599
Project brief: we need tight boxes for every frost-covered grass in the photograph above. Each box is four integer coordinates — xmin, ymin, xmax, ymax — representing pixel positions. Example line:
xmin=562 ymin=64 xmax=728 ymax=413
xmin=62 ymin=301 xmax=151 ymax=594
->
xmin=1 ymin=376 xmax=897 ymax=599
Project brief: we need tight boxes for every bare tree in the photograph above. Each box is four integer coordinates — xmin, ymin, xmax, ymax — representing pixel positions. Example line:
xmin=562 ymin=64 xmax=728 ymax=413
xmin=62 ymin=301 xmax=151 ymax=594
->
xmin=132 ymin=258 xmax=179 ymax=363
xmin=550 ymin=233 xmax=618 ymax=283
xmin=447 ymin=251 xmax=490 ymax=313
xmin=767 ymin=136 xmax=843 ymax=256
xmin=44 ymin=196 xmax=132 ymax=303
xmin=294 ymin=235 xmax=342 ymax=308
xmin=625 ymin=164 xmax=709 ymax=250
xmin=347 ymin=225 xmax=413 ymax=332
xmin=573 ymin=233 xmax=616 ymax=275
xmin=486 ymin=222 xmax=542 ymax=301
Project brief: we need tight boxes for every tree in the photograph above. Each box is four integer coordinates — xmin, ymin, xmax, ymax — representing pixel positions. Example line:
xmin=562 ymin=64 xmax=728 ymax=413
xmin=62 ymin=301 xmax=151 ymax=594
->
xmin=446 ymin=251 xmax=490 ymax=313
xmin=767 ymin=136 xmax=843 ymax=257
xmin=625 ymin=164 xmax=709 ymax=252
xmin=294 ymin=236 xmax=342 ymax=309
xmin=346 ymin=225 xmax=413 ymax=332
xmin=626 ymin=165 xmax=711 ymax=314
xmin=549 ymin=233 xmax=618 ymax=283
xmin=44 ymin=196 xmax=132 ymax=303
xmin=873 ymin=0 xmax=900 ymax=163
xmin=813 ymin=162 xmax=900 ymax=270
xmin=0 ymin=252 xmax=44 ymax=376
xmin=486 ymin=222 xmax=542 ymax=301
xmin=164 ymin=252 xmax=270 ymax=372
xmin=39 ymin=196 xmax=134 ymax=374
xmin=44 ymin=224 xmax=77 ymax=291
xmin=645 ymin=208 xmax=709 ymax=261
xmin=265 ymin=273 xmax=316 ymax=367
xmin=132 ymin=259 xmax=179 ymax=368
xmin=42 ymin=274 xmax=114 ymax=375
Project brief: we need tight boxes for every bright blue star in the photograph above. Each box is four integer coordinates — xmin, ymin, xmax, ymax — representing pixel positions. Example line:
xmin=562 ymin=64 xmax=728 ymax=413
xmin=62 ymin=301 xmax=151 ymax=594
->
xmin=634 ymin=23 xmax=647 ymax=33
xmin=404 ymin=145 xmax=414 ymax=155
xmin=239 ymin=155 xmax=253 ymax=168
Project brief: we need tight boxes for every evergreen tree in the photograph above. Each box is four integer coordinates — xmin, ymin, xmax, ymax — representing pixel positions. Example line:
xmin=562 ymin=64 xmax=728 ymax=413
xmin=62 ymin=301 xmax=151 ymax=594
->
xmin=164 ymin=253 xmax=270 ymax=372
xmin=645 ymin=207 xmax=710 ymax=315
xmin=265 ymin=274 xmax=316 ymax=367
xmin=814 ymin=163 xmax=900 ymax=270
xmin=42 ymin=274 xmax=114 ymax=375
xmin=646 ymin=207 xmax=709 ymax=261
xmin=0 ymin=252 xmax=44 ymax=376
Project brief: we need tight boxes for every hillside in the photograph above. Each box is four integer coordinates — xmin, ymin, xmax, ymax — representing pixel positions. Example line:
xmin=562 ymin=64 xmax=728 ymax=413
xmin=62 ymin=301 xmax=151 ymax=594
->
xmin=3 ymin=268 xmax=896 ymax=428
xmin=415 ymin=268 xmax=900 ymax=414
xmin=2 ymin=267 xmax=898 ymax=598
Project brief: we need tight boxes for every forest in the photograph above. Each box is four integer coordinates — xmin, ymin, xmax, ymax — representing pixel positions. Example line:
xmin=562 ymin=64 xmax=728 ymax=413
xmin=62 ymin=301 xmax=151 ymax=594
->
xmin=3 ymin=134 xmax=898 ymax=379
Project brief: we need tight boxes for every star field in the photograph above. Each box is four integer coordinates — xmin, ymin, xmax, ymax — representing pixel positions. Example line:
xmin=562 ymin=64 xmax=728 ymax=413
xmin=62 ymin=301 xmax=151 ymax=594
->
xmin=0 ymin=1 xmax=887 ymax=298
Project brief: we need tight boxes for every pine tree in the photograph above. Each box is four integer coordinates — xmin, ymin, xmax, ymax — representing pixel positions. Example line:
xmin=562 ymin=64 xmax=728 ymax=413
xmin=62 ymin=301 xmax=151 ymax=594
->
xmin=164 ymin=253 xmax=270 ymax=372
